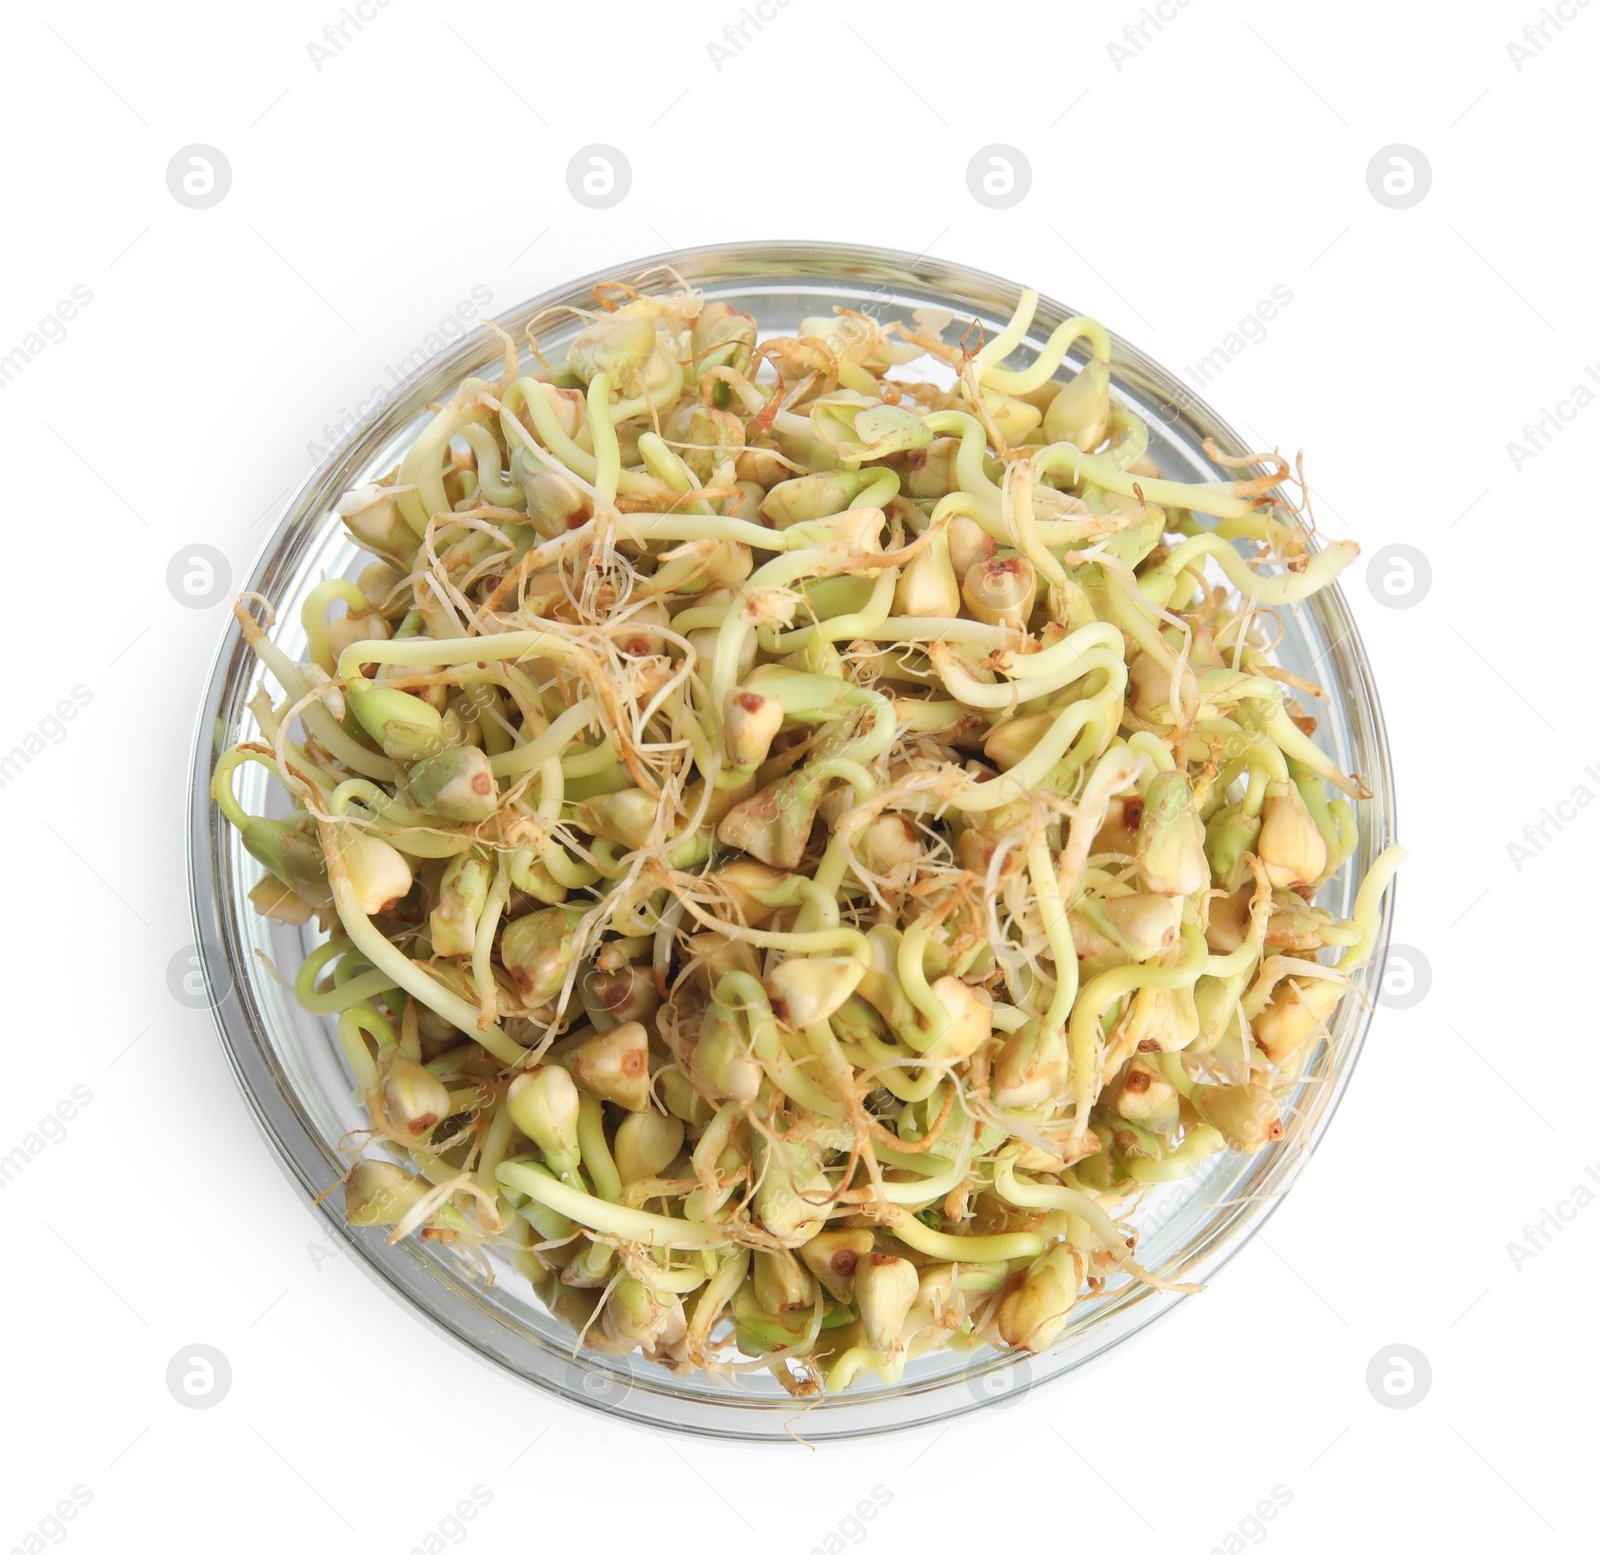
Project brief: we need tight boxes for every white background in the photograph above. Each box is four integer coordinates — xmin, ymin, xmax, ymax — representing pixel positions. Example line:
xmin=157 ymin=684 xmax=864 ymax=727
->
xmin=1 ymin=1 xmax=1590 ymax=1550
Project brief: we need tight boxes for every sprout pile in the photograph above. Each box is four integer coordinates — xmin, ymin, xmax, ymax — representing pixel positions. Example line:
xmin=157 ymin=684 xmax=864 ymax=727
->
xmin=215 ymin=275 xmax=1403 ymax=1396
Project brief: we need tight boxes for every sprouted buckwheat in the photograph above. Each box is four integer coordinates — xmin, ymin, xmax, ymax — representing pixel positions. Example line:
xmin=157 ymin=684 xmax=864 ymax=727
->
xmin=215 ymin=276 xmax=1404 ymax=1394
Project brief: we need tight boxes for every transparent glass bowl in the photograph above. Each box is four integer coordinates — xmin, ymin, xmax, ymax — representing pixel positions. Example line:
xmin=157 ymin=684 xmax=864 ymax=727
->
xmin=186 ymin=241 xmax=1398 ymax=1440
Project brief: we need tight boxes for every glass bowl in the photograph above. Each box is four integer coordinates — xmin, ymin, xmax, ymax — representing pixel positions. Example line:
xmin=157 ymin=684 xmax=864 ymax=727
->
xmin=186 ymin=240 xmax=1398 ymax=1441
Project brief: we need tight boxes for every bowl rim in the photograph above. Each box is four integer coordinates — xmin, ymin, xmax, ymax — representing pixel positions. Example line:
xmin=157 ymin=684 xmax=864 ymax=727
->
xmin=187 ymin=237 xmax=1398 ymax=1441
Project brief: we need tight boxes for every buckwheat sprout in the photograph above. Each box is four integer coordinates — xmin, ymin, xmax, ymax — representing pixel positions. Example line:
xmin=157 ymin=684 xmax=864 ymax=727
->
xmin=980 ymin=314 xmax=1110 ymax=397
xmin=293 ymin=939 xmax=397 ymax=1015
xmin=322 ymin=834 xmax=528 ymax=1065
xmin=1004 ymin=459 xmax=1068 ymax=588
xmin=1028 ymin=833 xmax=1079 ymax=1031
xmin=501 ymin=377 xmax=597 ymax=487
xmin=301 ymin=579 xmax=370 ymax=674
xmin=233 ymin=597 xmax=397 ymax=782
xmin=921 ymin=412 xmax=1005 ymax=515
xmin=1193 ymin=720 xmax=1288 ymax=812
xmin=1337 ymin=844 xmax=1408 ymax=971
xmin=925 ymin=635 xmax=1124 ymax=709
xmin=456 ymin=423 xmax=522 ymax=508
xmin=1066 ymin=926 xmax=1209 ymax=1148
xmin=991 ymin=1150 xmax=1201 ymax=1293
xmin=586 ymin=371 xmax=623 ymax=507
xmin=1034 ymin=441 xmax=1279 ymax=522
xmin=1201 ymin=671 xmax=1365 ymax=797
xmin=491 ymin=702 xmax=600 ymax=780
xmin=1104 ymin=405 xmax=1150 ymax=472
xmin=396 ymin=383 xmax=486 ymax=534
xmin=496 ymin=1162 xmax=729 ymax=1247
xmin=1143 ymin=532 xmax=1359 ymax=610
xmin=333 ymin=1004 xmax=393 ymax=1093
xmin=215 ymin=279 xmax=1401 ymax=1391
